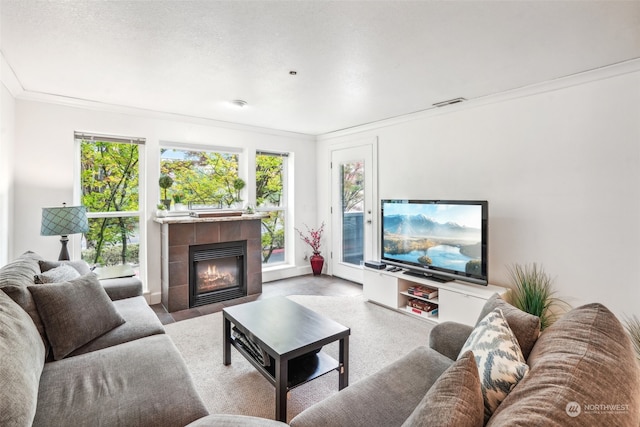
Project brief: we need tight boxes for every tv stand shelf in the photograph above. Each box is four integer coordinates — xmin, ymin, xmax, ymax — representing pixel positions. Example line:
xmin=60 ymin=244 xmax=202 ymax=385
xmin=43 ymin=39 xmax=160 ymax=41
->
xmin=363 ymin=267 xmax=507 ymax=326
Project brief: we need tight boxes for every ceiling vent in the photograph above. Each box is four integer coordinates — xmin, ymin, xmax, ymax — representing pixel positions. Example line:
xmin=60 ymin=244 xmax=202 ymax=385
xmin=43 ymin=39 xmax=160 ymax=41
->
xmin=432 ymin=97 xmax=467 ymax=107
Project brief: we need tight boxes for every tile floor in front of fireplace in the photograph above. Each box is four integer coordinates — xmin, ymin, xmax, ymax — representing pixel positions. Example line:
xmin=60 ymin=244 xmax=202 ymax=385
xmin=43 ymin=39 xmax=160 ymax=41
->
xmin=150 ymin=274 xmax=363 ymax=324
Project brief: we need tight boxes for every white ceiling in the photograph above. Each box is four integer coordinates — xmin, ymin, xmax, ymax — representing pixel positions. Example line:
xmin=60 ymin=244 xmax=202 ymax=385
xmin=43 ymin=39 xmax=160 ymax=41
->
xmin=2 ymin=1 xmax=639 ymax=136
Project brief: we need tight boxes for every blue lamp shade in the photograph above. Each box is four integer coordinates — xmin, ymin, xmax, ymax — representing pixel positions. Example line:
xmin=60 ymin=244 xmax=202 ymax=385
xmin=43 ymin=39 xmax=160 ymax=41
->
xmin=41 ymin=205 xmax=89 ymax=236
xmin=41 ymin=205 xmax=89 ymax=260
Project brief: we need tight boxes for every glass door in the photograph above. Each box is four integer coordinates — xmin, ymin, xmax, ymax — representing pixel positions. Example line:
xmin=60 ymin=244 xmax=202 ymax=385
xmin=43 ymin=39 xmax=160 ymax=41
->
xmin=331 ymin=142 xmax=376 ymax=283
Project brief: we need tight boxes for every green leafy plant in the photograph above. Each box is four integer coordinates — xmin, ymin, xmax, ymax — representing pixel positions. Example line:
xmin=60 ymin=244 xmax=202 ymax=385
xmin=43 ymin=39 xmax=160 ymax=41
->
xmin=156 ymin=203 xmax=167 ymax=210
xmin=623 ymin=315 xmax=640 ymax=362
xmin=158 ymin=174 xmax=174 ymax=200
xmin=507 ymin=263 xmax=567 ymax=330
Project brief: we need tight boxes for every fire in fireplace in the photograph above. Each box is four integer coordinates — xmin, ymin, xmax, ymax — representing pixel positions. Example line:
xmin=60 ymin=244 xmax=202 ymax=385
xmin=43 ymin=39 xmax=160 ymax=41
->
xmin=189 ymin=241 xmax=247 ymax=307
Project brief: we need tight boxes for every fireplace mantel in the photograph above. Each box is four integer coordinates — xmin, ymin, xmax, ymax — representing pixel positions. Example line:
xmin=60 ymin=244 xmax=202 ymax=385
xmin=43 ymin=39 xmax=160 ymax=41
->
xmin=153 ymin=212 xmax=267 ymax=225
xmin=155 ymin=214 xmax=266 ymax=312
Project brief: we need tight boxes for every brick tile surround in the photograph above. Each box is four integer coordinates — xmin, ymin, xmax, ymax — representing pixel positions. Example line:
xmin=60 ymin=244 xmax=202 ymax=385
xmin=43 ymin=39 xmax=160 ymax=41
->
xmin=158 ymin=217 xmax=263 ymax=312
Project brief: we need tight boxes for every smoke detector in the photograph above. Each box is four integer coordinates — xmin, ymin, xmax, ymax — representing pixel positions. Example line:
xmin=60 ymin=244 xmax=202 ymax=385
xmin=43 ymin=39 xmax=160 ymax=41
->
xmin=231 ymin=100 xmax=248 ymax=108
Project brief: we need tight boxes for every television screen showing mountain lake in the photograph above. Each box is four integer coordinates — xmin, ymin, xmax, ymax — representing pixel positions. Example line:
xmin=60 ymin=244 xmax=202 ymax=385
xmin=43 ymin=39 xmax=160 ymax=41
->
xmin=385 ymin=245 xmax=474 ymax=273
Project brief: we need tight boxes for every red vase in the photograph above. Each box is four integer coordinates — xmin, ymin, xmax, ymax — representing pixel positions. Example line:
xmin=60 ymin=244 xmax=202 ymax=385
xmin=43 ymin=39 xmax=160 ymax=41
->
xmin=310 ymin=254 xmax=324 ymax=276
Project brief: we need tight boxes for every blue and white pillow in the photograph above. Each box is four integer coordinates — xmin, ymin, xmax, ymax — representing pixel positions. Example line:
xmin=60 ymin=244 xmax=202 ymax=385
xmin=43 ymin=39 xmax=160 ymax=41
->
xmin=458 ymin=308 xmax=529 ymax=422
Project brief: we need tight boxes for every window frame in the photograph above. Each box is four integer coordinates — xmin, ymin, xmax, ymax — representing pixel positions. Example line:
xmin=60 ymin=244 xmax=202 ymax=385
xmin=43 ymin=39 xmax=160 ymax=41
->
xmin=75 ymin=132 xmax=146 ymax=284
xmin=159 ymin=142 xmax=245 ymax=209
xmin=255 ymin=150 xmax=291 ymax=269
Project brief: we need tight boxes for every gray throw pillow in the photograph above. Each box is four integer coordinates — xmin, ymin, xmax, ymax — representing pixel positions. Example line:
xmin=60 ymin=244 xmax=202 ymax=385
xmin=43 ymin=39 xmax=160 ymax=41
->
xmin=28 ymin=274 xmax=126 ymax=360
xmin=34 ymin=264 xmax=81 ymax=284
xmin=477 ymin=294 xmax=540 ymax=360
xmin=39 ymin=259 xmax=92 ymax=276
xmin=0 ymin=251 xmax=49 ymax=353
xmin=402 ymin=351 xmax=483 ymax=427
xmin=0 ymin=289 xmax=46 ymax=426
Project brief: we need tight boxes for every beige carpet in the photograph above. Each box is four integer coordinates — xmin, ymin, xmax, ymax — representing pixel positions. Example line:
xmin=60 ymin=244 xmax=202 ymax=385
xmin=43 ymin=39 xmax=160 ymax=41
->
xmin=165 ymin=295 xmax=434 ymax=423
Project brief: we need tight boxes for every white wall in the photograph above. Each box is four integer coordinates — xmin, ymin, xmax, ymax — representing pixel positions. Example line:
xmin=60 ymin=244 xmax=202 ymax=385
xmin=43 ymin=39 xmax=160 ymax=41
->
xmin=318 ymin=65 xmax=640 ymax=320
xmin=11 ymin=99 xmax=317 ymax=303
xmin=0 ymin=83 xmax=15 ymax=266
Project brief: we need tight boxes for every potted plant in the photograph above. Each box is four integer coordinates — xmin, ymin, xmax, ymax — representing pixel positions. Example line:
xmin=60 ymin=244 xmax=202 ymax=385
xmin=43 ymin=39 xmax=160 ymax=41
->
xmin=233 ymin=178 xmax=246 ymax=205
xmin=156 ymin=203 xmax=168 ymax=217
xmin=158 ymin=174 xmax=174 ymax=210
xmin=173 ymin=193 xmax=185 ymax=211
xmin=295 ymin=222 xmax=325 ymax=276
xmin=506 ymin=262 xmax=568 ymax=330
xmin=222 ymin=177 xmax=246 ymax=208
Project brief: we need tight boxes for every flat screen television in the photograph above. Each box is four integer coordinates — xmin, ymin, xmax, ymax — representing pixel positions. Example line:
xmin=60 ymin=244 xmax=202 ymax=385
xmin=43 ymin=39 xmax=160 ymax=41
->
xmin=381 ymin=199 xmax=488 ymax=285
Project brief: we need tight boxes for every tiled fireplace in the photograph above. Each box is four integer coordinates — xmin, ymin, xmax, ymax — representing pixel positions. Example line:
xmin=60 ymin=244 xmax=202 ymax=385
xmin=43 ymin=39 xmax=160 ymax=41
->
xmin=190 ymin=240 xmax=247 ymax=307
xmin=155 ymin=215 xmax=264 ymax=312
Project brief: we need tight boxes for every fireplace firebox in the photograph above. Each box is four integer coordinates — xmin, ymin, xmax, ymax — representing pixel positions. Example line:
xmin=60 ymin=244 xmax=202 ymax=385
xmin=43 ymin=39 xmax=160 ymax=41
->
xmin=189 ymin=241 xmax=247 ymax=307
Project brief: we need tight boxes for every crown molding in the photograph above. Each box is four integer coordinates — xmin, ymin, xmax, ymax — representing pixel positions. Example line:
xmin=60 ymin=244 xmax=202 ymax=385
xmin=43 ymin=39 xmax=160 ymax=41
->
xmin=12 ymin=88 xmax=315 ymax=141
xmin=1 ymin=51 xmax=24 ymax=97
xmin=318 ymin=58 xmax=640 ymax=141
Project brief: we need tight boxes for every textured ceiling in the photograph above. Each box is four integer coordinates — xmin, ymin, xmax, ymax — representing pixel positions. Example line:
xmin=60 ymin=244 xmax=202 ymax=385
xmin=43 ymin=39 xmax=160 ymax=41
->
xmin=2 ymin=1 xmax=639 ymax=135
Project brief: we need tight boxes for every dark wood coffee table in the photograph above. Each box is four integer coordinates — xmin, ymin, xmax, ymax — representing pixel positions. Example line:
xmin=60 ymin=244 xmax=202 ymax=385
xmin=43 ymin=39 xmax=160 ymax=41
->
xmin=223 ymin=297 xmax=350 ymax=422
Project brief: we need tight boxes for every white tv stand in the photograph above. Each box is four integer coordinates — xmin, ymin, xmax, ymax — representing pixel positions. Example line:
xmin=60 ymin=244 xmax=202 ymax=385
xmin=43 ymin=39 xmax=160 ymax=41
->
xmin=363 ymin=267 xmax=507 ymax=326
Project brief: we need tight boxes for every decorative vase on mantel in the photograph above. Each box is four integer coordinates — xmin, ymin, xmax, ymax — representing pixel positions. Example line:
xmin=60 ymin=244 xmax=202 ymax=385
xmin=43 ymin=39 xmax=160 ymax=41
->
xmin=310 ymin=253 xmax=324 ymax=276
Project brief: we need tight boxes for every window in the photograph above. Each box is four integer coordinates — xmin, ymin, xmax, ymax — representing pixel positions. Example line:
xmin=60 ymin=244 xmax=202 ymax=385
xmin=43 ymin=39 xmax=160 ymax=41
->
xmin=77 ymin=132 xmax=144 ymax=272
xmin=160 ymin=147 xmax=242 ymax=208
xmin=256 ymin=151 xmax=288 ymax=266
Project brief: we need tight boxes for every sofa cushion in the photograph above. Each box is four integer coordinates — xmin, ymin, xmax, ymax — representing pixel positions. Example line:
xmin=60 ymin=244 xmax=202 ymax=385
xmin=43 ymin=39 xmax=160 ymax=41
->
xmin=289 ymin=346 xmax=454 ymax=427
xmin=68 ymin=295 xmax=165 ymax=357
xmin=402 ymin=351 xmax=483 ymax=427
xmin=477 ymin=293 xmax=540 ymax=360
xmin=39 ymin=259 xmax=92 ymax=276
xmin=29 ymin=274 xmax=126 ymax=360
xmin=100 ymin=276 xmax=144 ymax=300
xmin=487 ymin=303 xmax=640 ymax=427
xmin=34 ymin=263 xmax=81 ymax=284
xmin=429 ymin=321 xmax=474 ymax=361
xmin=0 ymin=290 xmax=46 ymax=426
xmin=34 ymin=334 xmax=209 ymax=427
xmin=0 ymin=251 xmax=48 ymax=346
xmin=460 ymin=308 xmax=529 ymax=422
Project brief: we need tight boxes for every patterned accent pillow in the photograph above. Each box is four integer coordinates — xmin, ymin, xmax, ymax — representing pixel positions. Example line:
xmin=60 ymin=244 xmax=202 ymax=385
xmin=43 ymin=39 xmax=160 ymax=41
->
xmin=459 ymin=308 xmax=529 ymax=423
xmin=34 ymin=264 xmax=81 ymax=284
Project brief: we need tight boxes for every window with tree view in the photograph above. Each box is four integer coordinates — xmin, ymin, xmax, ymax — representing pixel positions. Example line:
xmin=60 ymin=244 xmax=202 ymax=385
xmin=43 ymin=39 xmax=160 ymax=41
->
xmin=256 ymin=151 xmax=288 ymax=265
xmin=78 ymin=133 xmax=143 ymax=270
xmin=159 ymin=148 xmax=242 ymax=209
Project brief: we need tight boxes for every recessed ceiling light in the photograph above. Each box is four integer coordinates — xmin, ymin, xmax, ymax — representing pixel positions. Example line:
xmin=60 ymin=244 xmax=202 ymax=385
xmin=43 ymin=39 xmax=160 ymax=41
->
xmin=231 ymin=100 xmax=248 ymax=108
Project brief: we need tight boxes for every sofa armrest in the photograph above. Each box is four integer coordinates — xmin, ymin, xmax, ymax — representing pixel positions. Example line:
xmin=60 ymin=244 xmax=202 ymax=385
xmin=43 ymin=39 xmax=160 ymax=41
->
xmin=100 ymin=277 xmax=143 ymax=300
xmin=290 ymin=346 xmax=453 ymax=427
xmin=428 ymin=321 xmax=473 ymax=361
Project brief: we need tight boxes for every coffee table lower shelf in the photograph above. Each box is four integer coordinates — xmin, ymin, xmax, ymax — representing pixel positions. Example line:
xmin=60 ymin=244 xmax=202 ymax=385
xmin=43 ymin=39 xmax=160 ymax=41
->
xmin=230 ymin=338 xmax=340 ymax=390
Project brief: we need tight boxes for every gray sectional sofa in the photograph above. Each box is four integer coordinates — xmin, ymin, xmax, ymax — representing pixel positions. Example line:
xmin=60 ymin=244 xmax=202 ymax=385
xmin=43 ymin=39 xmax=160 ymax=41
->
xmin=290 ymin=295 xmax=640 ymax=427
xmin=0 ymin=251 xmax=286 ymax=427
xmin=0 ymin=251 xmax=209 ymax=426
xmin=4 ymin=250 xmax=639 ymax=427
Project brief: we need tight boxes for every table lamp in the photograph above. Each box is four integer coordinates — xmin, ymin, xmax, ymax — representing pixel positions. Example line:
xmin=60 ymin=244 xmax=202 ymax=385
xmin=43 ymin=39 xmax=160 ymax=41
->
xmin=41 ymin=203 xmax=89 ymax=260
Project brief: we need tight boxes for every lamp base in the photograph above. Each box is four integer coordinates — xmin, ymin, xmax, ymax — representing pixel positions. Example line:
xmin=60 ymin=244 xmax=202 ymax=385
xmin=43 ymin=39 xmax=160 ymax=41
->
xmin=58 ymin=235 xmax=70 ymax=261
